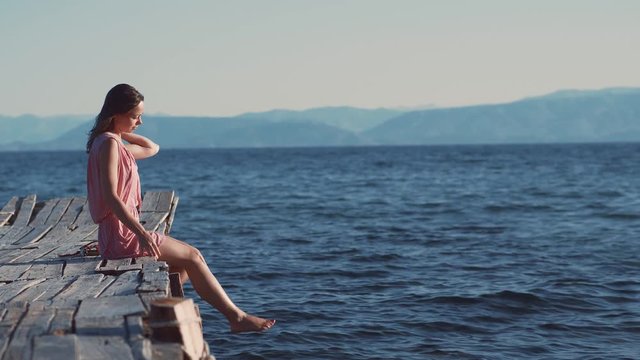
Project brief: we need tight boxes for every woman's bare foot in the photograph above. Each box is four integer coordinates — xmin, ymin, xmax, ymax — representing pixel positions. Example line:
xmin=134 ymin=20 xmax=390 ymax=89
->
xmin=230 ymin=313 xmax=276 ymax=333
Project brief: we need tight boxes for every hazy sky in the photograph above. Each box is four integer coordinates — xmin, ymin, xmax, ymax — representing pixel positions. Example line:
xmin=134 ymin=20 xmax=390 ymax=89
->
xmin=0 ymin=0 xmax=638 ymax=116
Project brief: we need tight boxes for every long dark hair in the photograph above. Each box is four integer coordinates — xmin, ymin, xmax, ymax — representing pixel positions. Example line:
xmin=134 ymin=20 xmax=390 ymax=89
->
xmin=86 ymin=83 xmax=144 ymax=153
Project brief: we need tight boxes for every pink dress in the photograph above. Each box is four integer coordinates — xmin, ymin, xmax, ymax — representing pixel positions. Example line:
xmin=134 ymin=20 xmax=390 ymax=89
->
xmin=87 ymin=132 xmax=166 ymax=259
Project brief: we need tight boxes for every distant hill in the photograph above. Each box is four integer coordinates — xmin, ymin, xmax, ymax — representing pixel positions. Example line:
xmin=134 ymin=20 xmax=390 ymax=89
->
xmin=1 ymin=88 xmax=640 ymax=151
xmin=0 ymin=114 xmax=88 ymax=145
xmin=1 ymin=107 xmax=392 ymax=150
xmin=362 ymin=87 xmax=640 ymax=145
xmin=237 ymin=106 xmax=406 ymax=133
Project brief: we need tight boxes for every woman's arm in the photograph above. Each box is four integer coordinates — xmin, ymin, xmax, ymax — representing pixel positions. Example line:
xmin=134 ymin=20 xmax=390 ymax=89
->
xmin=98 ymin=138 xmax=161 ymax=257
xmin=121 ymin=132 xmax=160 ymax=160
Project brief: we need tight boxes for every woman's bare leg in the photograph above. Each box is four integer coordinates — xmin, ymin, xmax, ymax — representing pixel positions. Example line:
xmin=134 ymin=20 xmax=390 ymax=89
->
xmin=167 ymin=238 xmax=191 ymax=284
xmin=158 ymin=236 xmax=275 ymax=333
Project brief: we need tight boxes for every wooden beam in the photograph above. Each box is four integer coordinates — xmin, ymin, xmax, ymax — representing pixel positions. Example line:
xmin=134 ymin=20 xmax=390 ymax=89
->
xmin=2 ymin=303 xmax=55 ymax=360
xmin=53 ymin=274 xmax=113 ymax=301
xmin=0 ymin=279 xmax=46 ymax=303
xmin=0 ymin=197 xmax=19 ymax=215
xmin=76 ymin=295 xmax=146 ymax=320
xmin=0 ymin=303 xmax=28 ymax=359
xmin=58 ymin=197 xmax=85 ymax=227
xmin=140 ymin=192 xmax=160 ymax=212
xmin=18 ymin=261 xmax=64 ymax=280
xmin=155 ymin=191 xmax=175 ymax=212
xmin=99 ymin=271 xmax=141 ymax=297
xmin=12 ymin=194 xmax=36 ymax=227
xmin=0 ymin=213 xmax=12 ymax=227
xmin=29 ymin=199 xmax=59 ymax=227
xmin=11 ymin=277 xmax=75 ymax=303
xmin=139 ymin=212 xmax=168 ymax=232
xmin=165 ymin=196 xmax=180 ymax=234
xmin=63 ymin=258 xmax=102 ymax=277
xmin=11 ymin=225 xmax=53 ymax=246
xmin=75 ymin=335 xmax=135 ymax=360
xmin=0 ymin=264 xmax=31 ymax=282
xmin=32 ymin=335 xmax=78 ymax=360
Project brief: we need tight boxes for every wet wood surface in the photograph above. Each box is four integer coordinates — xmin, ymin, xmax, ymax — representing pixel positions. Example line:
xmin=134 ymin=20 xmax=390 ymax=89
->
xmin=0 ymin=191 xmax=213 ymax=360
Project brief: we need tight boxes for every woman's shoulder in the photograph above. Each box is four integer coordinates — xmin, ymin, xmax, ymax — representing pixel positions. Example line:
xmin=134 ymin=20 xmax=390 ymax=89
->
xmin=97 ymin=131 xmax=118 ymax=140
xmin=91 ymin=132 xmax=122 ymax=154
xmin=96 ymin=132 xmax=124 ymax=145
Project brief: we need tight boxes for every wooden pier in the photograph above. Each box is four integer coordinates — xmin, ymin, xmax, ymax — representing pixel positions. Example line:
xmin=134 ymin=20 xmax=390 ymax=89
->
xmin=0 ymin=191 xmax=214 ymax=359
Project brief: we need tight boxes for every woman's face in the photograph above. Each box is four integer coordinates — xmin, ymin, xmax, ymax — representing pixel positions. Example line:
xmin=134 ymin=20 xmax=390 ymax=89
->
xmin=113 ymin=101 xmax=144 ymax=133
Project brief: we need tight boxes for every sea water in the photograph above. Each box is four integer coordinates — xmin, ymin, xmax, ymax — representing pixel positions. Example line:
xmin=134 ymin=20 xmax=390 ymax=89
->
xmin=1 ymin=144 xmax=639 ymax=359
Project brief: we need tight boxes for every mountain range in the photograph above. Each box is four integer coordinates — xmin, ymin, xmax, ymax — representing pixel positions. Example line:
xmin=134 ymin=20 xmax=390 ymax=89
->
xmin=1 ymin=87 xmax=639 ymax=151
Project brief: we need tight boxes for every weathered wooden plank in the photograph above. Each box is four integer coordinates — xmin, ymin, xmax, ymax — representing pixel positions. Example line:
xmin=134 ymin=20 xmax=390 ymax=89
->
xmin=58 ymin=197 xmax=85 ymax=227
xmin=12 ymin=225 xmax=52 ymax=245
xmin=2 ymin=248 xmax=39 ymax=264
xmin=95 ymin=258 xmax=132 ymax=275
xmin=54 ymin=244 xmax=80 ymax=258
xmin=99 ymin=272 xmax=141 ymax=297
xmin=139 ymin=271 xmax=170 ymax=294
xmin=0 ymin=197 xmax=19 ymax=228
xmin=115 ymin=263 xmax=143 ymax=272
xmin=0 ymin=225 xmax=52 ymax=248
xmin=139 ymin=212 xmax=168 ymax=232
xmin=138 ymin=291 xmax=167 ymax=312
xmin=0 ymin=214 xmax=11 ymax=228
xmin=65 ymin=224 xmax=98 ymax=243
xmin=130 ymin=338 xmax=153 ymax=360
xmin=126 ymin=315 xmax=153 ymax=360
xmin=140 ymin=191 xmax=161 ymax=212
xmin=32 ymin=334 xmax=78 ymax=360
xmin=75 ymin=335 xmax=135 ymax=360
xmin=64 ymin=258 xmax=102 ymax=277
xmin=29 ymin=199 xmax=59 ymax=227
xmin=2 ymin=303 xmax=56 ymax=360
xmin=0 ymin=197 xmax=19 ymax=215
xmin=126 ymin=315 xmax=145 ymax=340
xmin=155 ymin=191 xmax=175 ymax=213
xmin=75 ymin=295 xmax=142 ymax=335
xmin=0 ymin=303 xmax=27 ymax=359
xmin=53 ymin=274 xmax=114 ymax=301
xmin=44 ymin=197 xmax=73 ymax=226
xmin=53 ymin=241 xmax=88 ymax=258
xmin=0 ymin=279 xmax=46 ymax=303
xmin=72 ymin=203 xmax=95 ymax=228
xmin=79 ymin=227 xmax=99 ymax=242
xmin=169 ymin=272 xmax=185 ymax=298
xmin=18 ymin=261 xmax=64 ymax=280
xmin=0 ymin=227 xmax=33 ymax=247
xmin=138 ymin=258 xmax=169 ymax=272
xmin=75 ymin=316 xmax=127 ymax=336
xmin=47 ymin=307 xmax=76 ymax=335
xmin=38 ymin=222 xmax=72 ymax=245
xmin=12 ymin=194 xmax=36 ymax=227
xmin=0 ymin=264 xmax=31 ymax=282
xmin=11 ymin=277 xmax=75 ymax=302
xmin=127 ymin=316 xmax=152 ymax=360
xmin=76 ymin=295 xmax=146 ymax=320
xmin=11 ymin=243 xmax=60 ymax=263
xmin=165 ymin=196 xmax=180 ymax=234
xmin=157 ymin=222 xmax=168 ymax=235
xmin=0 ymin=249 xmax=24 ymax=265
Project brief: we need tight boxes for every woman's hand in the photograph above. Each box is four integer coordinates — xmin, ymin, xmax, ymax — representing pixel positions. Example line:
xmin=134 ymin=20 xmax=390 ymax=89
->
xmin=138 ymin=231 xmax=162 ymax=259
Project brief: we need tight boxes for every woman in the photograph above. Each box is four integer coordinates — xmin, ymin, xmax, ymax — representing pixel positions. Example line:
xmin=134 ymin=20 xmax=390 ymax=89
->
xmin=86 ymin=83 xmax=275 ymax=333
